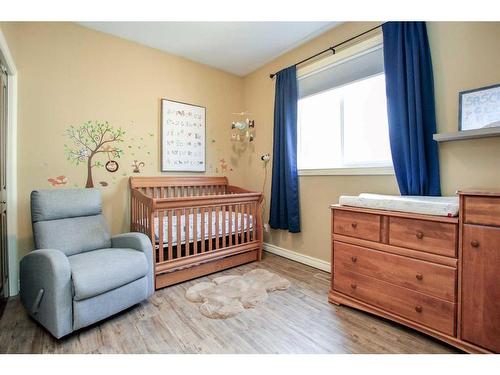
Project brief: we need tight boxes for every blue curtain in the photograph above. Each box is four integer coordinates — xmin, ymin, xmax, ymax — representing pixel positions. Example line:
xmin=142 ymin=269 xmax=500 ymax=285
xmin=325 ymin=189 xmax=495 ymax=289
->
xmin=269 ymin=66 xmax=300 ymax=233
xmin=382 ymin=22 xmax=441 ymax=196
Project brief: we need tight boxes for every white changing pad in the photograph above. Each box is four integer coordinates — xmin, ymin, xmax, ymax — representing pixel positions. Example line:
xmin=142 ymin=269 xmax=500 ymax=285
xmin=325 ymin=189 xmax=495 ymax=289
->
xmin=338 ymin=193 xmax=459 ymax=217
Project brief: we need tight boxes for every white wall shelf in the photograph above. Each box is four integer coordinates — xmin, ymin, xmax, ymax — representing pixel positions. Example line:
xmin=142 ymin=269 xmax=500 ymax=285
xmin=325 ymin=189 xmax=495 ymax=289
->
xmin=433 ymin=127 xmax=500 ymax=142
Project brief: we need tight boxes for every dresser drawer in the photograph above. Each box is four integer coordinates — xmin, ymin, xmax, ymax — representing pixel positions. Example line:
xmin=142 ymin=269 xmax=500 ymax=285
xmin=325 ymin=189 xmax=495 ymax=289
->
xmin=388 ymin=217 xmax=457 ymax=257
xmin=334 ymin=269 xmax=456 ymax=336
xmin=333 ymin=210 xmax=381 ymax=242
xmin=333 ymin=242 xmax=456 ymax=302
xmin=463 ymin=196 xmax=500 ymax=227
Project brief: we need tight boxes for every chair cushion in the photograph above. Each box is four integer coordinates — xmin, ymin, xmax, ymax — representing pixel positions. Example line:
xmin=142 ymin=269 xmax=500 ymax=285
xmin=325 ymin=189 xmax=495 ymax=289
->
xmin=68 ymin=248 xmax=148 ymax=301
xmin=33 ymin=215 xmax=111 ymax=256
xmin=31 ymin=188 xmax=102 ymax=222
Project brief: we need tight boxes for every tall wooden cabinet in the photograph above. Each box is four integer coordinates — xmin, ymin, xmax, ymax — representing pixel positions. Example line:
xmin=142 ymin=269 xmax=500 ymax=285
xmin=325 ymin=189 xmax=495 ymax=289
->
xmin=329 ymin=190 xmax=500 ymax=353
xmin=459 ymin=191 xmax=500 ymax=353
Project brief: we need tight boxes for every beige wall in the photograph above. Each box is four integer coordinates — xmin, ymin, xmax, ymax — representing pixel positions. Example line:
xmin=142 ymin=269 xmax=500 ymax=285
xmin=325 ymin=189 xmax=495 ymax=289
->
xmin=240 ymin=22 xmax=500 ymax=262
xmin=2 ymin=21 xmax=499 ymax=273
xmin=428 ymin=22 xmax=500 ymax=194
xmin=0 ymin=22 xmax=244 ymax=262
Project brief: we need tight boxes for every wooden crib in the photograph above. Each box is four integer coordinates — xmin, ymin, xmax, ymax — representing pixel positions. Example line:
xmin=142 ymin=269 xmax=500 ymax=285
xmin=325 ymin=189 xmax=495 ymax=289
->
xmin=129 ymin=176 xmax=263 ymax=289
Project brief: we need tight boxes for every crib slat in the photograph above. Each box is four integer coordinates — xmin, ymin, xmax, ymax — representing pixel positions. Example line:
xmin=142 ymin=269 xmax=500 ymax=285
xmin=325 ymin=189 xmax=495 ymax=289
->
xmin=158 ymin=210 xmax=164 ymax=263
xmin=228 ymin=204 xmax=233 ymax=247
xmin=176 ymin=209 xmax=182 ymax=258
xmin=215 ymin=206 xmax=220 ymax=250
xmin=208 ymin=206 xmax=213 ymax=252
xmin=234 ymin=204 xmax=239 ymax=245
xmin=144 ymin=203 xmax=147 ymax=234
xmin=137 ymin=200 xmax=140 ymax=232
xmin=201 ymin=207 xmax=205 ymax=253
xmin=136 ymin=199 xmax=139 ymax=231
xmin=252 ymin=202 xmax=257 ymax=241
xmin=240 ymin=203 xmax=245 ymax=243
xmin=140 ymin=201 xmax=144 ymax=232
xmin=185 ymin=208 xmax=190 ymax=256
xmin=131 ymin=196 xmax=135 ymax=231
xmin=167 ymin=210 xmax=173 ymax=261
xmin=193 ymin=208 xmax=198 ymax=254
xmin=246 ymin=203 xmax=251 ymax=243
xmin=221 ymin=205 xmax=226 ymax=248
xmin=135 ymin=198 xmax=138 ymax=232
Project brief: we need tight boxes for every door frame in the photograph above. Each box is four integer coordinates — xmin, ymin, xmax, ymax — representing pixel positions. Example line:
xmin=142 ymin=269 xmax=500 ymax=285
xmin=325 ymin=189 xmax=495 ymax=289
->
xmin=0 ymin=29 xmax=18 ymax=296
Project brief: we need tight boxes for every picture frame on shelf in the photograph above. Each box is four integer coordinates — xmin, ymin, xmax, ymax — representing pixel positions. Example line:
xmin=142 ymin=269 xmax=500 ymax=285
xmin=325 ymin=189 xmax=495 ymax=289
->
xmin=459 ymin=83 xmax=500 ymax=131
xmin=160 ymin=98 xmax=206 ymax=172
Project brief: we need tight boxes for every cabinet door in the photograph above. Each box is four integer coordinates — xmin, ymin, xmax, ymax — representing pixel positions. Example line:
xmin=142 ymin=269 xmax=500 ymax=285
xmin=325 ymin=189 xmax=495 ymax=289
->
xmin=461 ymin=224 xmax=500 ymax=352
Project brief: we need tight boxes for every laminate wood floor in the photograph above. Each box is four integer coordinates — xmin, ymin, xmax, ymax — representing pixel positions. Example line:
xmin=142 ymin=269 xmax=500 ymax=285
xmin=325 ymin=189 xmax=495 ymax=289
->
xmin=0 ymin=253 xmax=459 ymax=354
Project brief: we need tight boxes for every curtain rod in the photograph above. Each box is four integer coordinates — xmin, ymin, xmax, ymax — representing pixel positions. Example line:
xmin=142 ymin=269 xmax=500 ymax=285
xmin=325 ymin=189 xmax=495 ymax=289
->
xmin=269 ymin=22 xmax=386 ymax=79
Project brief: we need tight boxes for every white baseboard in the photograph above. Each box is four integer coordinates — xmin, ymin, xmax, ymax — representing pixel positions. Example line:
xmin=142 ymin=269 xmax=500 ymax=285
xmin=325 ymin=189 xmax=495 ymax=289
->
xmin=263 ymin=243 xmax=331 ymax=272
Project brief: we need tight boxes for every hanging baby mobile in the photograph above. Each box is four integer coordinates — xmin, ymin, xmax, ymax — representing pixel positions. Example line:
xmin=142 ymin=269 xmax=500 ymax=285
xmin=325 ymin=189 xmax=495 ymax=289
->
xmin=231 ymin=111 xmax=255 ymax=143
xmin=64 ymin=121 xmax=125 ymax=188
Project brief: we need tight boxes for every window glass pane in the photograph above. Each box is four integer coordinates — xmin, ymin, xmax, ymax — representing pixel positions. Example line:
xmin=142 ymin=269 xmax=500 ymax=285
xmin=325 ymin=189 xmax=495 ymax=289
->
xmin=297 ymin=72 xmax=391 ymax=170
xmin=298 ymin=89 xmax=341 ymax=169
xmin=342 ymin=74 xmax=391 ymax=166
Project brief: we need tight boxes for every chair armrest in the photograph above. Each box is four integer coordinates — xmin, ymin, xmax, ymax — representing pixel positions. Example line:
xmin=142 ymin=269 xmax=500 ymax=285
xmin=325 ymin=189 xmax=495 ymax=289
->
xmin=111 ymin=232 xmax=154 ymax=296
xmin=20 ymin=249 xmax=73 ymax=338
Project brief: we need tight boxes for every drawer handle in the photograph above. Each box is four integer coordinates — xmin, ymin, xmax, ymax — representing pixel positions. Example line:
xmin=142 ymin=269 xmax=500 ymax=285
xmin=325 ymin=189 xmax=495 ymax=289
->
xmin=351 ymin=222 xmax=358 ymax=229
xmin=416 ymin=273 xmax=423 ymax=281
xmin=415 ymin=305 xmax=423 ymax=313
xmin=351 ymin=256 xmax=357 ymax=263
xmin=471 ymin=240 xmax=479 ymax=248
xmin=350 ymin=283 xmax=357 ymax=290
xmin=416 ymin=231 xmax=424 ymax=239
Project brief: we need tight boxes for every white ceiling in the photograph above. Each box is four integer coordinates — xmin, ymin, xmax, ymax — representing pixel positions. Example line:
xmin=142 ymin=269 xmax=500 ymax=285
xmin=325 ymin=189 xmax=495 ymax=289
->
xmin=78 ymin=22 xmax=341 ymax=76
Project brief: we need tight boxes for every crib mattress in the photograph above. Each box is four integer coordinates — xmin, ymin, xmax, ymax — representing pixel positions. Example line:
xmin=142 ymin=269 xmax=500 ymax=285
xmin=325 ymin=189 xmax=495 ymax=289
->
xmin=154 ymin=211 xmax=253 ymax=246
xmin=338 ymin=193 xmax=459 ymax=217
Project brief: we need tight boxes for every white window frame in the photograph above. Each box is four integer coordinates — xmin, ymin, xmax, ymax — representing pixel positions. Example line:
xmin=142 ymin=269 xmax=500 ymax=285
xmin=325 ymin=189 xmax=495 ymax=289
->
xmin=297 ymin=33 xmax=394 ymax=177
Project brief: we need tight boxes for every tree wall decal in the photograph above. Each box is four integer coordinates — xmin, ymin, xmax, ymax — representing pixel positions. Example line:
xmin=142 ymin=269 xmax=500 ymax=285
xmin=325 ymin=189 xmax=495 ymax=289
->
xmin=64 ymin=121 xmax=125 ymax=188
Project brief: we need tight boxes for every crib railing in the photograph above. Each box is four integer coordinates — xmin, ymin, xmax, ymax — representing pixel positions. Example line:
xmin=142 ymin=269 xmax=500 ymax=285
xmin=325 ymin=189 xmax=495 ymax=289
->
xmin=130 ymin=176 xmax=230 ymax=198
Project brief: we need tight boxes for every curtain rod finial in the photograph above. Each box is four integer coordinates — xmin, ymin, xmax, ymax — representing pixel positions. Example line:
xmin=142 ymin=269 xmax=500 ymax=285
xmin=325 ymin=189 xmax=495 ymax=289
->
xmin=269 ymin=73 xmax=275 ymax=79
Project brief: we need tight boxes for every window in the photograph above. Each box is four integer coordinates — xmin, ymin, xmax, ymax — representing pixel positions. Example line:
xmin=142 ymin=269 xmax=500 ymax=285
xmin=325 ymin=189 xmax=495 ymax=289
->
xmin=297 ymin=35 xmax=393 ymax=175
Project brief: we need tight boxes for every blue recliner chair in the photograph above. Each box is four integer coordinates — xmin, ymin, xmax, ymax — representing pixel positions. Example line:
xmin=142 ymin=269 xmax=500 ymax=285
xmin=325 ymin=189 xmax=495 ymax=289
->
xmin=20 ymin=188 xmax=154 ymax=338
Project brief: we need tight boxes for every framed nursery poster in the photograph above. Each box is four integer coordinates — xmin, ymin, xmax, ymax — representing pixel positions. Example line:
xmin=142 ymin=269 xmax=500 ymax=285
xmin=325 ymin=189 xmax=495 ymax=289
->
xmin=161 ymin=98 xmax=206 ymax=172
xmin=459 ymin=83 xmax=500 ymax=131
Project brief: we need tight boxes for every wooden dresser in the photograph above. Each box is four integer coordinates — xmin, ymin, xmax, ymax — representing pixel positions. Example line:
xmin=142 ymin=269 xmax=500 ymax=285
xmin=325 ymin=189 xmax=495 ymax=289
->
xmin=329 ymin=191 xmax=499 ymax=353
